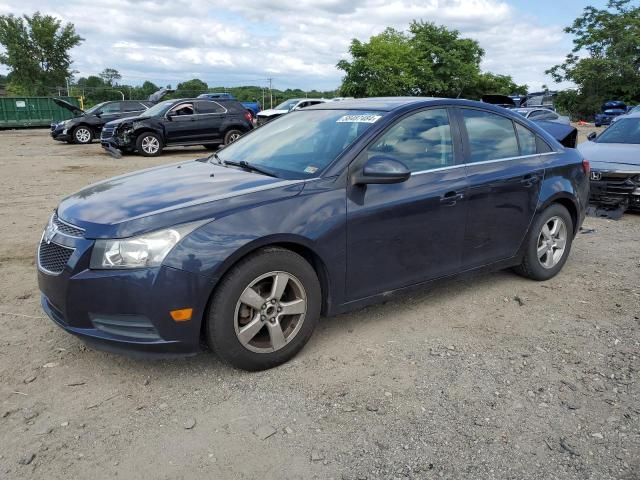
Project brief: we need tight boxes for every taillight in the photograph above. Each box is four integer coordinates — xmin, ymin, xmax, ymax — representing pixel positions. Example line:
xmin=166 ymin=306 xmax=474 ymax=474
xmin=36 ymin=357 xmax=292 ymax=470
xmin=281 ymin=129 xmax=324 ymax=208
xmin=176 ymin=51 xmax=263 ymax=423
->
xmin=244 ymin=111 xmax=253 ymax=122
xmin=582 ymin=159 xmax=590 ymax=174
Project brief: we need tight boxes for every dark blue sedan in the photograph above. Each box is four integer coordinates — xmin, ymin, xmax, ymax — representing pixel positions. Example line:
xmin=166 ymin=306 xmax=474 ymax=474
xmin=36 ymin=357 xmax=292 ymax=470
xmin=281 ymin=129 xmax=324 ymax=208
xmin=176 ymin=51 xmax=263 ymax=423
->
xmin=37 ymin=98 xmax=590 ymax=370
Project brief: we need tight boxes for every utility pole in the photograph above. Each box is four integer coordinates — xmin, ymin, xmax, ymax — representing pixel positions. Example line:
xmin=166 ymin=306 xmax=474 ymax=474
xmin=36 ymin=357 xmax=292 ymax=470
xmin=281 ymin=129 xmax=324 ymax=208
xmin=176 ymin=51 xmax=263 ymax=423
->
xmin=268 ymin=77 xmax=273 ymax=109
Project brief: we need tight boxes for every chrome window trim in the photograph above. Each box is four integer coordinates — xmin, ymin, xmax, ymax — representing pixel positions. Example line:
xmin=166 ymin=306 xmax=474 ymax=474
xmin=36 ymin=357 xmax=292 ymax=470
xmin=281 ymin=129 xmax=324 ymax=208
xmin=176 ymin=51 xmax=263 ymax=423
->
xmin=410 ymin=151 xmax=556 ymax=176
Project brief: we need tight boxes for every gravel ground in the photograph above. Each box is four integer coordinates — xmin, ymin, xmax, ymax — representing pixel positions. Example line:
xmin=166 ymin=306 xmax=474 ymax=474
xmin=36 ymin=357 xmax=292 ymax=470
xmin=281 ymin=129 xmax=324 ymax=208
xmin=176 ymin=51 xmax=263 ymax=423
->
xmin=0 ymin=128 xmax=638 ymax=480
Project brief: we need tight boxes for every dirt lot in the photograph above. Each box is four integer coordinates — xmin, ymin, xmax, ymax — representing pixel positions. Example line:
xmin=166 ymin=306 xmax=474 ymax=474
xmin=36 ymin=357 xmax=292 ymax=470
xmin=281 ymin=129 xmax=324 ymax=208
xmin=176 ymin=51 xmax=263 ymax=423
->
xmin=0 ymin=128 xmax=638 ymax=480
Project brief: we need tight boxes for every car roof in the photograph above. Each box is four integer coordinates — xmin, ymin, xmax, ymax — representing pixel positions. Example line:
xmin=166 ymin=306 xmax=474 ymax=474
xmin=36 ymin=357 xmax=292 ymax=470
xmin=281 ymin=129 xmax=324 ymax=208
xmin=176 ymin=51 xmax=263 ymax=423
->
xmin=308 ymin=96 xmax=541 ymax=112
xmin=514 ymin=107 xmax=553 ymax=112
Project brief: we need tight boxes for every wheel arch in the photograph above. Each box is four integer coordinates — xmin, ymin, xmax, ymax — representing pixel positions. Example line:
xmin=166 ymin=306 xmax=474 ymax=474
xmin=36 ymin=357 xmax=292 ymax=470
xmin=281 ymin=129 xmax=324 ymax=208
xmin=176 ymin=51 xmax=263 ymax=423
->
xmin=199 ymin=235 xmax=332 ymax=339
xmin=537 ymin=193 xmax=579 ymax=235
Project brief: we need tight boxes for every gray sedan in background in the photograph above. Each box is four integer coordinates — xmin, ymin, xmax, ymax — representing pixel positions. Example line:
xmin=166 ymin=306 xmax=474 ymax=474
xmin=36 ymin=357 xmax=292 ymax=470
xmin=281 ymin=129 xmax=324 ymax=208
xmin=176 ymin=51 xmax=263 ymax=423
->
xmin=579 ymin=113 xmax=640 ymax=212
xmin=512 ymin=107 xmax=570 ymax=125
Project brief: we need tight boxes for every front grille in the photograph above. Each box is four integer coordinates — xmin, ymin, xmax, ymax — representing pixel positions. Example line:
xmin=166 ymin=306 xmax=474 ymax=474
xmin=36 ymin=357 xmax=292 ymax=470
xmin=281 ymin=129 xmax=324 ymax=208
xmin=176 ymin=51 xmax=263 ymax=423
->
xmin=38 ymin=241 xmax=74 ymax=274
xmin=101 ymin=126 xmax=115 ymax=139
xmin=53 ymin=212 xmax=84 ymax=237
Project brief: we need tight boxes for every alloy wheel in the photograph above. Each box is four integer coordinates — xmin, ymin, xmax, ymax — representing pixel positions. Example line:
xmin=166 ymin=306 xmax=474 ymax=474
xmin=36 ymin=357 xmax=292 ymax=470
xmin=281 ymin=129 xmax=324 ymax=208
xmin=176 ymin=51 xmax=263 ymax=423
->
xmin=536 ymin=216 xmax=567 ymax=269
xmin=75 ymin=128 xmax=91 ymax=143
xmin=228 ymin=132 xmax=241 ymax=143
xmin=141 ymin=136 xmax=160 ymax=154
xmin=234 ymin=271 xmax=307 ymax=353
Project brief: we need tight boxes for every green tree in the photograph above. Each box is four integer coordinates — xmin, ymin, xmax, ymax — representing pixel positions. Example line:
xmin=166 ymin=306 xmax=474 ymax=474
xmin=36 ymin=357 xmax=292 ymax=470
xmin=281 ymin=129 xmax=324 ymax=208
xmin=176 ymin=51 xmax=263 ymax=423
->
xmin=337 ymin=28 xmax=417 ymax=97
xmin=547 ymin=0 xmax=640 ymax=119
xmin=0 ymin=12 xmax=83 ymax=95
xmin=337 ymin=21 xmax=523 ymax=99
xmin=175 ymin=78 xmax=208 ymax=97
xmin=99 ymin=67 xmax=121 ymax=87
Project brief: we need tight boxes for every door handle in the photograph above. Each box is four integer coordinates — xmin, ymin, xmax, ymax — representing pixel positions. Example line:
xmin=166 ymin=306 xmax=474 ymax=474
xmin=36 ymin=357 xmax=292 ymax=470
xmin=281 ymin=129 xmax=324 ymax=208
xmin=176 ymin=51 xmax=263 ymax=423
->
xmin=520 ymin=173 xmax=541 ymax=186
xmin=440 ymin=191 xmax=464 ymax=205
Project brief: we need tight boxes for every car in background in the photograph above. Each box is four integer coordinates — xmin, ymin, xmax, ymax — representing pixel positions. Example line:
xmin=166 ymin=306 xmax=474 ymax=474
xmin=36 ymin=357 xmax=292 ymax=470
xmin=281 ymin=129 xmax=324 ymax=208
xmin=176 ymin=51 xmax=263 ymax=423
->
xmin=611 ymin=105 xmax=640 ymax=124
xmin=38 ymin=97 xmax=588 ymax=370
xmin=594 ymin=101 xmax=627 ymax=127
xmin=197 ymin=93 xmax=261 ymax=117
xmin=100 ymin=98 xmax=253 ymax=156
xmin=256 ymin=98 xmax=327 ymax=126
xmin=51 ymin=100 xmax=154 ymax=144
xmin=512 ymin=107 xmax=570 ymax=125
xmin=579 ymin=113 xmax=640 ymax=212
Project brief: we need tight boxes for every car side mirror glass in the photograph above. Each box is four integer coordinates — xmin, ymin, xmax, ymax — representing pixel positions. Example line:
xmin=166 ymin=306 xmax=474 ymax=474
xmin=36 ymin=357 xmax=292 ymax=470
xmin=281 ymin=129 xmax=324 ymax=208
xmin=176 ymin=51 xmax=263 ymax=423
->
xmin=353 ymin=156 xmax=411 ymax=185
xmin=94 ymin=111 xmax=102 ymax=117
xmin=587 ymin=132 xmax=597 ymax=141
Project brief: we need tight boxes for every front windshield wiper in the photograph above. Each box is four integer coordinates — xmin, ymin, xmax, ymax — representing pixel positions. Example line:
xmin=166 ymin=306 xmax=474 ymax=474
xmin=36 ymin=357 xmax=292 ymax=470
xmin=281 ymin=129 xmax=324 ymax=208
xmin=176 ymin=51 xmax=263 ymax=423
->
xmin=211 ymin=154 xmax=279 ymax=178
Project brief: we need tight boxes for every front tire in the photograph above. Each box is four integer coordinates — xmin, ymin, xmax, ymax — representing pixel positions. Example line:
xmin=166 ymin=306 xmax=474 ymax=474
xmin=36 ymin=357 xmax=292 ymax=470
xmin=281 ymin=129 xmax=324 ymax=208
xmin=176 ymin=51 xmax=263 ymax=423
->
xmin=72 ymin=126 xmax=93 ymax=144
xmin=514 ymin=204 xmax=573 ymax=281
xmin=136 ymin=133 xmax=163 ymax=157
xmin=223 ymin=129 xmax=243 ymax=145
xmin=206 ymin=247 xmax=321 ymax=371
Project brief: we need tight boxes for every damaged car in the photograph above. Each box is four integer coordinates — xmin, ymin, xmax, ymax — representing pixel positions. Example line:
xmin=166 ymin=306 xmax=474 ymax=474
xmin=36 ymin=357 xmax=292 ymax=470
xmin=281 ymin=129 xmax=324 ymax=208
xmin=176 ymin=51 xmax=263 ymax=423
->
xmin=579 ymin=112 xmax=640 ymax=213
xmin=594 ymin=101 xmax=627 ymax=127
xmin=51 ymin=100 xmax=153 ymax=144
xmin=256 ymin=98 xmax=327 ymax=126
xmin=100 ymin=98 xmax=253 ymax=157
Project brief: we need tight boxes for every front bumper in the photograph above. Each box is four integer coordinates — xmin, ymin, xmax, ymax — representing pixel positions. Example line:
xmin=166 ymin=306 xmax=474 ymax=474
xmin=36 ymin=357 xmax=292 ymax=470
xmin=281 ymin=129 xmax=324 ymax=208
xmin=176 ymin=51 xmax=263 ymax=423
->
xmin=589 ymin=175 xmax=640 ymax=210
xmin=51 ymin=124 xmax=71 ymax=142
xmin=37 ymin=235 xmax=214 ymax=357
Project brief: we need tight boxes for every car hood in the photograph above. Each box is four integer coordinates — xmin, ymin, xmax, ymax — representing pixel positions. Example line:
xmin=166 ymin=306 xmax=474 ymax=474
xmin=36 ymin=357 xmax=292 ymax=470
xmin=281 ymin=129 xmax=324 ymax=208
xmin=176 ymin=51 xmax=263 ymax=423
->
xmin=257 ymin=109 xmax=288 ymax=117
xmin=105 ymin=115 xmax=150 ymax=127
xmin=57 ymin=160 xmax=304 ymax=238
xmin=53 ymin=98 xmax=84 ymax=116
xmin=578 ymin=142 xmax=640 ymax=169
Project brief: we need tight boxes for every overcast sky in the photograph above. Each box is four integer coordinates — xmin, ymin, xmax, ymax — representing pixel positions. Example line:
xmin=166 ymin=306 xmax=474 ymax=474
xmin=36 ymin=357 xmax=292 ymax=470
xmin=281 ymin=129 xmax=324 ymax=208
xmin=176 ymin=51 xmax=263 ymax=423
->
xmin=0 ymin=0 xmax=607 ymax=92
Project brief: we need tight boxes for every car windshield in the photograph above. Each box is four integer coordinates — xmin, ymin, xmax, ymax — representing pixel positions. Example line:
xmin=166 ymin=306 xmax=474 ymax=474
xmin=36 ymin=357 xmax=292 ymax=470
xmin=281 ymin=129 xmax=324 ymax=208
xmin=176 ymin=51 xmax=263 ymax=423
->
xmin=597 ymin=118 xmax=640 ymax=144
xmin=274 ymin=100 xmax=299 ymax=111
xmin=214 ymin=109 xmax=385 ymax=179
xmin=141 ymin=100 xmax=174 ymax=117
xmin=84 ymin=102 xmax=107 ymax=115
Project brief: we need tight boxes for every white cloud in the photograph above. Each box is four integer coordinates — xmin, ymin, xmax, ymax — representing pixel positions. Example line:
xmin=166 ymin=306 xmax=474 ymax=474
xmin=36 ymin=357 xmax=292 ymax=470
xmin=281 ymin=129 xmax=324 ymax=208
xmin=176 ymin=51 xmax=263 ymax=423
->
xmin=0 ymin=0 xmax=572 ymax=92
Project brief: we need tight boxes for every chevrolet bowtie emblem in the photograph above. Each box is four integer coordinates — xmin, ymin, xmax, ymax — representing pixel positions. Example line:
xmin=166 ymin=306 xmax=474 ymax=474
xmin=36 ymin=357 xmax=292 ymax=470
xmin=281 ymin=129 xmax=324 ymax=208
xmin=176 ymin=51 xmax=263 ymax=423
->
xmin=44 ymin=222 xmax=58 ymax=244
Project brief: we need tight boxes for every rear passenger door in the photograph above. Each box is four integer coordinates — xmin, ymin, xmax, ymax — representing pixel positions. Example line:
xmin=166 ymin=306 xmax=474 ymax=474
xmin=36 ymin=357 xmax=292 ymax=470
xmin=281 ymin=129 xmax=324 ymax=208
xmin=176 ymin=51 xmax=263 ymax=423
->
xmin=458 ymin=108 xmax=545 ymax=268
xmin=194 ymin=100 xmax=226 ymax=143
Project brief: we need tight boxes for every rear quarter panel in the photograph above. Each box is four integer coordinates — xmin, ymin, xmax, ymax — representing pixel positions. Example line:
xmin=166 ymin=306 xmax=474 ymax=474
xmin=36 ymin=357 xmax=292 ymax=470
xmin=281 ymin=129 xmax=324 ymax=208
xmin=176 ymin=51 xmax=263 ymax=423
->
xmin=537 ymin=147 xmax=589 ymax=232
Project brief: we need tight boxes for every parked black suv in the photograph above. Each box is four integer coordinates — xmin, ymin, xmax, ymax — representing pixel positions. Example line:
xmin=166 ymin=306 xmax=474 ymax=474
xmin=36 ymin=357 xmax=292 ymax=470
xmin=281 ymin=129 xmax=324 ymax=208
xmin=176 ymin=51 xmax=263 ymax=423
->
xmin=51 ymin=100 xmax=154 ymax=144
xmin=100 ymin=98 xmax=254 ymax=156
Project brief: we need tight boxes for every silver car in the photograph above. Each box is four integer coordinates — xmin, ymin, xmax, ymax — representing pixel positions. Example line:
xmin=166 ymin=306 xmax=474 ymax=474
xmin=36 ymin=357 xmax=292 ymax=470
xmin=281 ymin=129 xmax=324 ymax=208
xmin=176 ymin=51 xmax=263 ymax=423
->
xmin=578 ymin=112 xmax=640 ymax=212
xmin=512 ymin=107 xmax=570 ymax=125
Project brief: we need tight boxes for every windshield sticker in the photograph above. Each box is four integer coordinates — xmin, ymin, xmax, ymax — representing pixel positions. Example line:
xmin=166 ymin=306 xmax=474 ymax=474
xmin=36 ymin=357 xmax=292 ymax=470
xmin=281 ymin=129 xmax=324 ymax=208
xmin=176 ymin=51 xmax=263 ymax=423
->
xmin=336 ymin=114 xmax=382 ymax=123
xmin=304 ymin=166 xmax=319 ymax=174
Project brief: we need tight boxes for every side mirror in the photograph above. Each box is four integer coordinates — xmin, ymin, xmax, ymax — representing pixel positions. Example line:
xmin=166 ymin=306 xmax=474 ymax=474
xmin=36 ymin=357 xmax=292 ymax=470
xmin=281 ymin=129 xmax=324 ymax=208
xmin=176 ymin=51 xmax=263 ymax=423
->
xmin=166 ymin=112 xmax=175 ymax=120
xmin=94 ymin=111 xmax=102 ymax=117
xmin=587 ymin=132 xmax=597 ymax=141
xmin=352 ymin=156 xmax=411 ymax=185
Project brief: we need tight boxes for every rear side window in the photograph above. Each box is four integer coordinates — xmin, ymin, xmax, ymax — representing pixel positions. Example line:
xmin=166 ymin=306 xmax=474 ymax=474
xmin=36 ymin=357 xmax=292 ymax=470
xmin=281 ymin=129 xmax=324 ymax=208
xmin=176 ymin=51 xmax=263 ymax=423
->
xmin=515 ymin=123 xmax=537 ymax=156
xmin=462 ymin=109 xmax=519 ymax=162
xmin=196 ymin=101 xmax=226 ymax=114
xmin=101 ymin=102 xmax=122 ymax=114
xmin=122 ymin=101 xmax=145 ymax=112
xmin=367 ymin=108 xmax=454 ymax=172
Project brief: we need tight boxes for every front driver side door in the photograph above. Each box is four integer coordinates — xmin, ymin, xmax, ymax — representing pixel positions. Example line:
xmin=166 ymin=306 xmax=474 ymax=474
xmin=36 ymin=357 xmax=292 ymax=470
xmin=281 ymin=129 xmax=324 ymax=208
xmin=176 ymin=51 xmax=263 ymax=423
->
xmin=345 ymin=108 xmax=468 ymax=301
xmin=164 ymin=102 xmax=197 ymax=144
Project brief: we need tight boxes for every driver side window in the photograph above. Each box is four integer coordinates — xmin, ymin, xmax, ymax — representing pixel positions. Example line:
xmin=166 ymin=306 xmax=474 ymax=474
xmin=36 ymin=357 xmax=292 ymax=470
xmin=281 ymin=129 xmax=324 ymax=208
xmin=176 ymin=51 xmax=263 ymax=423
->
xmin=169 ymin=103 xmax=194 ymax=116
xmin=367 ymin=109 xmax=454 ymax=172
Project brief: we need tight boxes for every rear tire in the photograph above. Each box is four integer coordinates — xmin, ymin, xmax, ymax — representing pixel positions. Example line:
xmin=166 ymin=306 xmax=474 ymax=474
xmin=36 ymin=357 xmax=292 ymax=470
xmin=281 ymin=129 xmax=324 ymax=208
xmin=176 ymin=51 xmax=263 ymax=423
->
xmin=223 ymin=129 xmax=243 ymax=145
xmin=206 ymin=247 xmax=321 ymax=371
xmin=72 ymin=126 xmax=93 ymax=144
xmin=136 ymin=133 xmax=163 ymax=157
xmin=514 ymin=204 xmax=573 ymax=281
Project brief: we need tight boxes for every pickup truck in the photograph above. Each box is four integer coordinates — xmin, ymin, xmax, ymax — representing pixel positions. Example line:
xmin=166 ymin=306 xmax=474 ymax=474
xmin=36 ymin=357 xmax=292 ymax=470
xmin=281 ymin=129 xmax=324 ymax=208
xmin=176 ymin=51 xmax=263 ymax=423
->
xmin=197 ymin=93 xmax=261 ymax=116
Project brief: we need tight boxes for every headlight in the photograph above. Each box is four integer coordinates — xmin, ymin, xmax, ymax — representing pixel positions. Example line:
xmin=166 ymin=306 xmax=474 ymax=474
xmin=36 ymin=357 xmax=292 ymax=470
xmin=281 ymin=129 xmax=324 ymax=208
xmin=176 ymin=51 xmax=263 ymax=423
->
xmin=89 ymin=221 xmax=206 ymax=269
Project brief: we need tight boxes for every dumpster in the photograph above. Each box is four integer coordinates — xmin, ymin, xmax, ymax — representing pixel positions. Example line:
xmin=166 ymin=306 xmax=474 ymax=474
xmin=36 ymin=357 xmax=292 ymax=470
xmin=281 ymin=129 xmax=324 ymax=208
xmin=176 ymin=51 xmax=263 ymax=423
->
xmin=0 ymin=96 xmax=82 ymax=128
